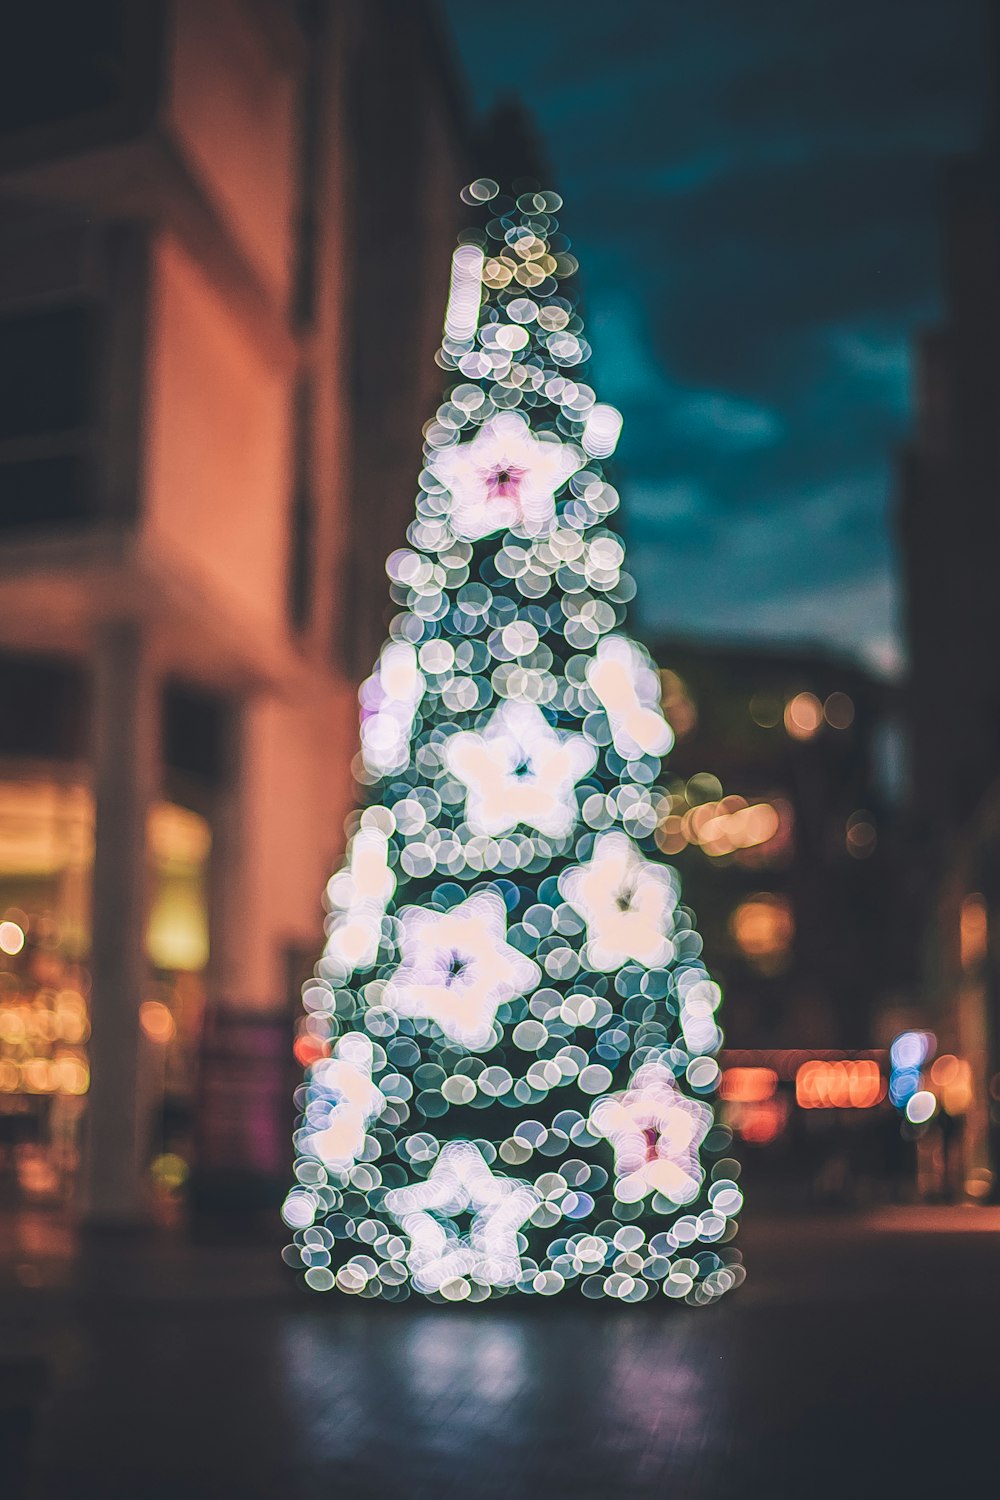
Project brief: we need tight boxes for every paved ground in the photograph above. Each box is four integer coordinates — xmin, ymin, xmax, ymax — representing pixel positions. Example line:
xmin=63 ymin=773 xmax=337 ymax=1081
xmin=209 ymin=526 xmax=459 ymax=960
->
xmin=2 ymin=1207 xmax=998 ymax=1498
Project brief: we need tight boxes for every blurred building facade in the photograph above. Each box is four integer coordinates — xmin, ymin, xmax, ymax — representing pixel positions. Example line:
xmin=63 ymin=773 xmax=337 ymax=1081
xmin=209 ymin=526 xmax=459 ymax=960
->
xmin=0 ymin=0 xmax=468 ymax=1226
xmin=897 ymin=119 xmax=1000 ymax=1201
xmin=654 ymin=638 xmax=905 ymax=1048
xmin=652 ymin=639 xmax=909 ymax=1187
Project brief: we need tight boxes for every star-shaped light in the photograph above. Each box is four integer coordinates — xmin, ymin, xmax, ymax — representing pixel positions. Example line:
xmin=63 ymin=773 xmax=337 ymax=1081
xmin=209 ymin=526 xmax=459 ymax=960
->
xmin=323 ymin=827 xmax=395 ymax=976
xmin=446 ymin=702 xmax=596 ymax=839
xmin=302 ymin=1032 xmax=386 ymax=1169
xmin=385 ymin=891 xmax=540 ymax=1050
xmin=560 ymin=831 xmax=676 ymax=971
xmin=587 ymin=636 xmax=674 ymax=759
xmin=385 ymin=1141 xmax=539 ymax=1293
xmin=430 ymin=411 xmax=583 ymax=540
xmin=589 ymin=1060 xmax=712 ymax=1204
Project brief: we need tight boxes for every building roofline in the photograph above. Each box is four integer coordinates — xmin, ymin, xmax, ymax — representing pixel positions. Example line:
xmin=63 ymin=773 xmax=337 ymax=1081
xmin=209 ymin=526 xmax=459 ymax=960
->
xmin=648 ymin=630 xmax=899 ymax=690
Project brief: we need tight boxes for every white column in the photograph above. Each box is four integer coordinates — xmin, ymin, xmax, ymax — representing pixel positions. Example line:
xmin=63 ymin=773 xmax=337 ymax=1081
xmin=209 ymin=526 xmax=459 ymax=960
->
xmin=81 ymin=620 xmax=158 ymax=1227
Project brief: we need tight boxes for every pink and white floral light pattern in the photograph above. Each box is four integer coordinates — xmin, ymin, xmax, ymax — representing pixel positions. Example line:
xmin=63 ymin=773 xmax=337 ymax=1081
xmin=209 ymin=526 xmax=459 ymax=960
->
xmin=430 ymin=411 xmax=584 ymax=540
xmin=589 ymin=1060 xmax=712 ymax=1204
xmin=560 ymin=830 xmax=676 ymax=971
xmin=385 ymin=1141 xmax=539 ymax=1293
xmin=446 ymin=701 xmax=596 ymax=839
xmin=385 ymin=890 xmax=541 ymax=1050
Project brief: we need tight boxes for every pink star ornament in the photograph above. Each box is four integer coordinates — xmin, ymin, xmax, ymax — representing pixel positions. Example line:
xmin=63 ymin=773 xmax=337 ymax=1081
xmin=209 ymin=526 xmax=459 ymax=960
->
xmin=590 ymin=1061 xmax=713 ymax=1205
xmin=430 ymin=411 xmax=584 ymax=540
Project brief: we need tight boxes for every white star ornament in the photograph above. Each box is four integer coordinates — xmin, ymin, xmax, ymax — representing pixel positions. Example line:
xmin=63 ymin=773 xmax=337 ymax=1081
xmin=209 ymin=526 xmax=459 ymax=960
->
xmin=560 ymin=831 xmax=676 ymax=971
xmin=385 ymin=890 xmax=540 ymax=1050
xmin=323 ymin=827 xmax=395 ymax=976
xmin=587 ymin=636 xmax=674 ymax=759
xmin=385 ymin=1141 xmax=539 ymax=1293
xmin=359 ymin=640 xmax=425 ymax=776
xmin=446 ymin=701 xmax=596 ymax=839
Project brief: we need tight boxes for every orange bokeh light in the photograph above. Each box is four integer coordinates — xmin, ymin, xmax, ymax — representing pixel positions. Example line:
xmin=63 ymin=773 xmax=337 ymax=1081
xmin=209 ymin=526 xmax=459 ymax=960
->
xmin=293 ymin=1033 xmax=329 ymax=1067
xmin=720 ymin=1066 xmax=778 ymax=1103
xmin=795 ymin=1059 xmax=884 ymax=1109
xmin=784 ymin=692 xmax=823 ymax=740
xmin=734 ymin=1098 xmax=788 ymax=1144
xmin=929 ymin=1053 xmax=974 ymax=1115
xmin=140 ymin=999 xmax=176 ymax=1045
xmin=960 ymin=894 xmax=988 ymax=969
xmin=730 ymin=895 xmax=794 ymax=959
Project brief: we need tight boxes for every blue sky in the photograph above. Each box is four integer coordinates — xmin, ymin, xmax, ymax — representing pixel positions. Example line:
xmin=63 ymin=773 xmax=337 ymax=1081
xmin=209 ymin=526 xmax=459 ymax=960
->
xmin=441 ymin=0 xmax=986 ymax=676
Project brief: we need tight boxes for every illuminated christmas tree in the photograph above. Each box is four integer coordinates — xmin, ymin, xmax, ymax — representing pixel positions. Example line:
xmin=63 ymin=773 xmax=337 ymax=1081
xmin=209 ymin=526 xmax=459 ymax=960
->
xmin=283 ymin=181 xmax=744 ymax=1304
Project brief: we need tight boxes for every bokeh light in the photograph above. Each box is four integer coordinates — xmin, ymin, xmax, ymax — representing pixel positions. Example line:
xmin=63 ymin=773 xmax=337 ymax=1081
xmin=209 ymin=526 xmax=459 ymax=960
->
xmin=783 ymin=692 xmax=823 ymax=740
xmin=905 ymin=1090 xmax=936 ymax=1124
xmin=0 ymin=920 xmax=25 ymax=955
xmin=729 ymin=895 xmax=794 ymax=970
xmin=795 ymin=1059 xmax=884 ymax=1109
xmin=139 ymin=999 xmax=176 ymax=1045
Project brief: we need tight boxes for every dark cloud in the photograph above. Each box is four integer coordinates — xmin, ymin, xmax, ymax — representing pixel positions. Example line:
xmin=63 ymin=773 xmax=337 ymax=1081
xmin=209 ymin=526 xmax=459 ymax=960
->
xmin=442 ymin=0 xmax=985 ymax=673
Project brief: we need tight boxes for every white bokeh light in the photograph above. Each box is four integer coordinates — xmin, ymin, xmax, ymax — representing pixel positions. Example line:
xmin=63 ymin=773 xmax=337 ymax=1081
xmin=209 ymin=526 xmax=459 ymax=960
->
xmin=386 ymin=1141 xmax=539 ymax=1293
xmin=323 ymin=827 xmax=395 ymax=976
xmin=430 ymin=411 xmax=584 ymax=540
xmin=444 ymin=242 xmax=485 ymax=343
xmin=560 ymin=831 xmax=676 ymax=971
xmin=385 ymin=890 xmax=541 ymax=1049
xmin=446 ymin=701 xmax=596 ymax=839
xmin=360 ymin=641 xmax=425 ymax=776
xmin=302 ymin=1032 xmax=386 ymax=1170
xmin=581 ymin=402 xmax=623 ymax=459
xmin=587 ymin=636 xmax=674 ymax=759
xmin=590 ymin=1060 xmax=712 ymax=1204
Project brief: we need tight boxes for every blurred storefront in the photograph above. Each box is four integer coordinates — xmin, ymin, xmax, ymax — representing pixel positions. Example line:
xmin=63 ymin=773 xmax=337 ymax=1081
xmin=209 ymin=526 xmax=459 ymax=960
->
xmin=0 ymin=0 xmax=469 ymax=1229
xmin=897 ymin=89 xmax=1000 ymax=1203
xmin=652 ymin=638 xmax=907 ymax=1052
xmin=646 ymin=639 xmax=919 ymax=1203
xmin=0 ymin=777 xmax=209 ymax=1212
xmin=718 ymin=1049 xmax=914 ymax=1207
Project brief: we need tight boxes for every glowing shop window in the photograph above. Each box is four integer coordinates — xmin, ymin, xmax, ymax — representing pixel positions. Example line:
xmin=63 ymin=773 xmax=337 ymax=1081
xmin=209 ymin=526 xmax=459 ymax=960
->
xmin=147 ymin=803 xmax=211 ymax=972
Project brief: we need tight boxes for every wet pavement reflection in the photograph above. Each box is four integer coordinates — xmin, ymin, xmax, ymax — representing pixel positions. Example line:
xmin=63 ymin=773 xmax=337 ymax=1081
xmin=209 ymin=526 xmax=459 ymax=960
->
xmin=4 ymin=1212 xmax=998 ymax=1498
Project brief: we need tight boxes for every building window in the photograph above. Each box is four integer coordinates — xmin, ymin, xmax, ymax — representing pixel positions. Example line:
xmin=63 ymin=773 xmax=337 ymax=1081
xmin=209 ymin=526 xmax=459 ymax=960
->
xmin=0 ymin=452 xmax=96 ymax=532
xmin=0 ymin=654 xmax=88 ymax=760
xmin=0 ymin=2 xmax=128 ymax=136
xmin=0 ymin=303 xmax=100 ymax=532
xmin=0 ymin=304 xmax=95 ymax=442
xmin=163 ymin=681 xmax=230 ymax=791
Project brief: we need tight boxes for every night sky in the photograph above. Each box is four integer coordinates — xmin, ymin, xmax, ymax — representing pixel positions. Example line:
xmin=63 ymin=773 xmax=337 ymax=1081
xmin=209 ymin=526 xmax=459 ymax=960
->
xmin=441 ymin=0 xmax=987 ymax=676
